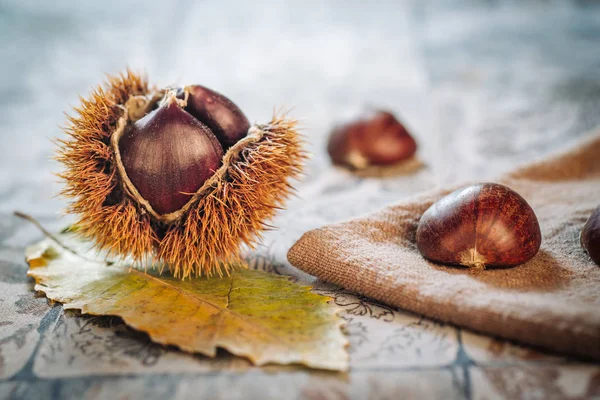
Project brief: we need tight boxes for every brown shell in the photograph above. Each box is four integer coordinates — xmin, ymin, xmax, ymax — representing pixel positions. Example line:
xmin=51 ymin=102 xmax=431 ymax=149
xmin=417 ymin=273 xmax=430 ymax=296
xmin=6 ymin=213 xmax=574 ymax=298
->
xmin=416 ymin=182 xmax=542 ymax=269
xmin=115 ymin=94 xmax=225 ymax=216
xmin=56 ymin=70 xmax=305 ymax=278
xmin=581 ymin=205 xmax=600 ymax=265
xmin=327 ymin=110 xmax=417 ymax=170
xmin=182 ymin=85 xmax=251 ymax=150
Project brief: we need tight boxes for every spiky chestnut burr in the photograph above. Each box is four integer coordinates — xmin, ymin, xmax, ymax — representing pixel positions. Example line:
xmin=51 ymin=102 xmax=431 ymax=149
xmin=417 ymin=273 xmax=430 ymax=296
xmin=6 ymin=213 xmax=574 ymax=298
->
xmin=57 ymin=70 xmax=305 ymax=278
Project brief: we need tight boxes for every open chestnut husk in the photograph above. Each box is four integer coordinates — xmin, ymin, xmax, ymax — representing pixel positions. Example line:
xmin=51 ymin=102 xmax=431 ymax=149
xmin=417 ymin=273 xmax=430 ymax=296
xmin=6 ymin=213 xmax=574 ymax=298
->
xmin=327 ymin=110 xmax=417 ymax=170
xmin=416 ymin=183 xmax=542 ymax=269
xmin=581 ymin=205 xmax=600 ymax=265
xmin=57 ymin=70 xmax=305 ymax=278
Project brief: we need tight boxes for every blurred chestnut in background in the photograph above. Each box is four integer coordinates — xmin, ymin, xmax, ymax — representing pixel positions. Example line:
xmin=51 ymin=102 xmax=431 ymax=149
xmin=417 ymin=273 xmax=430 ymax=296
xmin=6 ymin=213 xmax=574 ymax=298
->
xmin=416 ymin=183 xmax=542 ymax=269
xmin=327 ymin=110 xmax=417 ymax=170
xmin=581 ymin=205 xmax=600 ymax=265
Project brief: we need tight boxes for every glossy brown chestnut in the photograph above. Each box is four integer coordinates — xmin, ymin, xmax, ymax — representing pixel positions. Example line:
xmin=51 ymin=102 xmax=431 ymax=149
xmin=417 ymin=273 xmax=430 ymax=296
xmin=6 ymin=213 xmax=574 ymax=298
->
xmin=179 ymin=85 xmax=250 ymax=150
xmin=327 ymin=110 xmax=417 ymax=170
xmin=581 ymin=205 xmax=600 ymax=265
xmin=117 ymin=93 xmax=224 ymax=216
xmin=416 ymin=183 xmax=542 ymax=269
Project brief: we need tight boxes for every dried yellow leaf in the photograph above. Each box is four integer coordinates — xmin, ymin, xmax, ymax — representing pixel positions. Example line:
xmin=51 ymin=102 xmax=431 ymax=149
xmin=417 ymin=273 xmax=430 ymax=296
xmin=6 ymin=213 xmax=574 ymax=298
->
xmin=25 ymin=236 xmax=348 ymax=371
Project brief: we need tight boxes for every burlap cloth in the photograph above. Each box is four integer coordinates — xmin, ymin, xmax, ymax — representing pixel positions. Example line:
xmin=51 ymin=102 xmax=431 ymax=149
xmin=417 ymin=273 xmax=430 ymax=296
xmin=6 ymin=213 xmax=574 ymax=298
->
xmin=288 ymin=132 xmax=600 ymax=361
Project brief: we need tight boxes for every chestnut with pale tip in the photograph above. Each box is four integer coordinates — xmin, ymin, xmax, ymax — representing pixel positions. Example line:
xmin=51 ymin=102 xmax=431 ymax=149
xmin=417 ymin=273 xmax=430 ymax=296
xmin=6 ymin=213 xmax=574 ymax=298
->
xmin=416 ymin=183 xmax=542 ymax=269
xmin=327 ymin=110 xmax=417 ymax=170
xmin=581 ymin=205 xmax=600 ymax=265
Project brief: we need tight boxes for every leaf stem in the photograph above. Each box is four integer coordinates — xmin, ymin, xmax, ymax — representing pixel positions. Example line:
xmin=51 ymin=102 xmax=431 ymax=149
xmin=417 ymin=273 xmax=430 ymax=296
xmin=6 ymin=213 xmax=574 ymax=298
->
xmin=13 ymin=211 xmax=109 ymax=265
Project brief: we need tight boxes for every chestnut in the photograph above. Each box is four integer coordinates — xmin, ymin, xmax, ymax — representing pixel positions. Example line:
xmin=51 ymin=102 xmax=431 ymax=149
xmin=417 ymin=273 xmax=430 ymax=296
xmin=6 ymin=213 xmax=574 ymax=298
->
xmin=416 ymin=183 xmax=542 ymax=269
xmin=178 ymin=85 xmax=250 ymax=150
xmin=327 ymin=110 xmax=417 ymax=170
xmin=581 ymin=205 xmax=600 ymax=265
xmin=117 ymin=93 xmax=224 ymax=215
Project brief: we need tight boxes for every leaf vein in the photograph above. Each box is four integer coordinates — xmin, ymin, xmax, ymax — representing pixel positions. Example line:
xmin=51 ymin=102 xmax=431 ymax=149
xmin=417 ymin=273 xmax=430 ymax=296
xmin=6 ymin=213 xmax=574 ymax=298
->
xmin=131 ymin=270 xmax=295 ymax=348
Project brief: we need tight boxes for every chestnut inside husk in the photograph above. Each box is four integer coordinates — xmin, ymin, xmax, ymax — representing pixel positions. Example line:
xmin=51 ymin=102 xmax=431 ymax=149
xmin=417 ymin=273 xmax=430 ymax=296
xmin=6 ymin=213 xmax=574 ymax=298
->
xmin=112 ymin=85 xmax=250 ymax=222
xmin=179 ymin=85 xmax=250 ymax=150
xmin=57 ymin=71 xmax=304 ymax=278
xmin=581 ymin=205 xmax=600 ymax=265
xmin=416 ymin=183 xmax=542 ymax=269
xmin=116 ymin=93 xmax=225 ymax=216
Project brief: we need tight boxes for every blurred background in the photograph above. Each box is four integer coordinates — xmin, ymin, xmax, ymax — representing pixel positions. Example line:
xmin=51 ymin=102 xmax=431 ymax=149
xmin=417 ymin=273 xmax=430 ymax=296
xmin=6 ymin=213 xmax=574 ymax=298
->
xmin=2 ymin=0 xmax=599 ymax=217
xmin=1 ymin=1 xmax=599 ymax=398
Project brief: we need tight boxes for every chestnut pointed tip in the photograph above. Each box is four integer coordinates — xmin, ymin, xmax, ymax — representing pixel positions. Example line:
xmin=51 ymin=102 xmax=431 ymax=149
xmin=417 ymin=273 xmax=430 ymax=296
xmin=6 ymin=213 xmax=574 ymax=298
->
xmin=459 ymin=248 xmax=488 ymax=269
